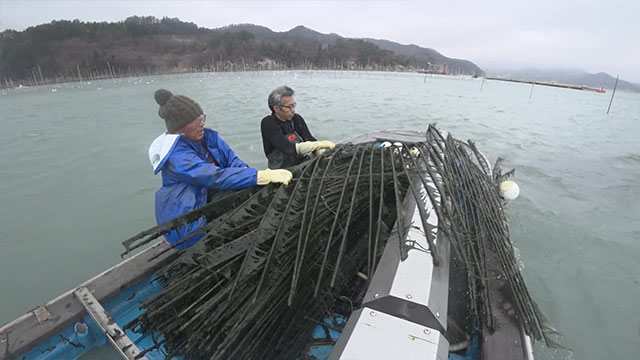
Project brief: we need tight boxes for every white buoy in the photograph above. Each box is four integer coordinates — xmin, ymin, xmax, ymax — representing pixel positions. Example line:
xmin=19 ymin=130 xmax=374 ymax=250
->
xmin=499 ymin=181 xmax=520 ymax=200
xmin=381 ymin=141 xmax=392 ymax=147
xmin=393 ymin=142 xmax=403 ymax=147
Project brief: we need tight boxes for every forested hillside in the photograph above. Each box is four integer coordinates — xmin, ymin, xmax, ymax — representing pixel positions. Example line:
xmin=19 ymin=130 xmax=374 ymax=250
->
xmin=0 ymin=16 xmax=484 ymax=87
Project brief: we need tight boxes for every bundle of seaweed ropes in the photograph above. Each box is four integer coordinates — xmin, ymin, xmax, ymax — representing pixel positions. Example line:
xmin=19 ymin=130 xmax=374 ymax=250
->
xmin=121 ymin=124 xmax=560 ymax=359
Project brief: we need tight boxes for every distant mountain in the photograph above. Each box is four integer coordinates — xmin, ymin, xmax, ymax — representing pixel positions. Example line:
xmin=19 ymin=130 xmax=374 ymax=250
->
xmin=488 ymin=67 xmax=639 ymax=92
xmin=568 ymin=72 xmax=639 ymax=92
xmin=221 ymin=24 xmax=276 ymax=39
xmin=362 ymin=39 xmax=448 ymax=63
xmin=285 ymin=25 xmax=342 ymax=44
xmin=0 ymin=19 xmax=485 ymax=87
xmin=223 ymin=24 xmax=343 ymax=46
xmin=222 ymin=24 xmax=483 ymax=76
xmin=362 ymin=39 xmax=481 ymax=76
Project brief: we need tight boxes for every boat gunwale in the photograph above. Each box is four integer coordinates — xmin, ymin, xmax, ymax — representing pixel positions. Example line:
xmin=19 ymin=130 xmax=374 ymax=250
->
xmin=0 ymin=241 xmax=178 ymax=358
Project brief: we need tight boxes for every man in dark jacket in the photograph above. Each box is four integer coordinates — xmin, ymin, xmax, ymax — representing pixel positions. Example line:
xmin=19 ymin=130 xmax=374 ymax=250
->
xmin=150 ymin=89 xmax=292 ymax=249
xmin=260 ymin=86 xmax=334 ymax=169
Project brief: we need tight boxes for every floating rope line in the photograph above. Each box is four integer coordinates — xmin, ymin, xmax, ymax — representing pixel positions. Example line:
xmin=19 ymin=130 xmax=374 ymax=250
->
xmin=122 ymin=124 xmax=563 ymax=359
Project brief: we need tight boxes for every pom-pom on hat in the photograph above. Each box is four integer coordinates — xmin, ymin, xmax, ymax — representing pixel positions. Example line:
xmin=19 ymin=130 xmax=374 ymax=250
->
xmin=155 ymin=89 xmax=203 ymax=132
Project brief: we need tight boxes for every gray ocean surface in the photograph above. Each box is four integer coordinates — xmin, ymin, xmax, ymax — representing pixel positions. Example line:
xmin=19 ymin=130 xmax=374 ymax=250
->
xmin=0 ymin=71 xmax=638 ymax=360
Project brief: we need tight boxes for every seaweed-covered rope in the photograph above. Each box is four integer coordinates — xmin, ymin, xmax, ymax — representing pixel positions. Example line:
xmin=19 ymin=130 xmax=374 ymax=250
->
xmin=122 ymin=125 xmax=562 ymax=358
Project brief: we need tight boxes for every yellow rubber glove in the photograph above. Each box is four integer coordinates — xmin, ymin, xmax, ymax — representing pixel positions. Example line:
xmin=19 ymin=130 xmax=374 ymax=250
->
xmin=318 ymin=140 xmax=336 ymax=150
xmin=256 ymin=169 xmax=293 ymax=186
xmin=295 ymin=140 xmax=336 ymax=155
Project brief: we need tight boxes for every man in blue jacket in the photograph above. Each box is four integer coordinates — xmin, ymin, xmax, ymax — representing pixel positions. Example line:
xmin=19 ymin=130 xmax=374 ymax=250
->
xmin=149 ymin=89 xmax=292 ymax=249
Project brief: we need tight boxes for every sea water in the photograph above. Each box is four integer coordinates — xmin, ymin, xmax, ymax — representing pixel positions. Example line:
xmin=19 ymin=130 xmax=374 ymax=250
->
xmin=0 ymin=71 xmax=638 ymax=359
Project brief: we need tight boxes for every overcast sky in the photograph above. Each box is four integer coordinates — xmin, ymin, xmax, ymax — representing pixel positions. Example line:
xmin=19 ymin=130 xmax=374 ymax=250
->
xmin=1 ymin=0 xmax=638 ymax=83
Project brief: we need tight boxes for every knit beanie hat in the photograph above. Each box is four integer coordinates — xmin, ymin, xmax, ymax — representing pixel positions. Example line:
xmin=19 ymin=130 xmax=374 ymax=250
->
xmin=154 ymin=89 xmax=203 ymax=132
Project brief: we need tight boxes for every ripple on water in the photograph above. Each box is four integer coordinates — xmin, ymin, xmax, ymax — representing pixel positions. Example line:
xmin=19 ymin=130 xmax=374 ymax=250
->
xmin=611 ymin=152 xmax=640 ymax=166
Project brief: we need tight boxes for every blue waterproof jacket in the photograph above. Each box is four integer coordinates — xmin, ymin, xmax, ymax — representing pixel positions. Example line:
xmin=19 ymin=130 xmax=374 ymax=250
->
xmin=149 ymin=128 xmax=257 ymax=249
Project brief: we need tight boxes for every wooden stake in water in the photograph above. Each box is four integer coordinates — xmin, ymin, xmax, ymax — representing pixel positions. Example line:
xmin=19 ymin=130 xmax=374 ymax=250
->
xmin=529 ymin=83 xmax=535 ymax=99
xmin=607 ymin=75 xmax=619 ymax=114
xmin=480 ymin=78 xmax=485 ymax=91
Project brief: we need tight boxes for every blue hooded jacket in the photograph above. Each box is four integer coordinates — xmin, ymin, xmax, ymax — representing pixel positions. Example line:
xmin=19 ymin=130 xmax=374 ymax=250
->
xmin=149 ymin=128 xmax=257 ymax=249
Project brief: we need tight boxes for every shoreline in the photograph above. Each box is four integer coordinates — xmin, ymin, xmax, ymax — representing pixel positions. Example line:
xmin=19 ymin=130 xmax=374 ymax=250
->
xmin=1 ymin=66 xmax=456 ymax=90
xmin=485 ymin=76 xmax=607 ymax=93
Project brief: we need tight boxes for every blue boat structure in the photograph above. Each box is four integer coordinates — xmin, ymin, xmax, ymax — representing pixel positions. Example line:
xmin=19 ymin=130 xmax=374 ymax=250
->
xmin=0 ymin=127 xmax=556 ymax=360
